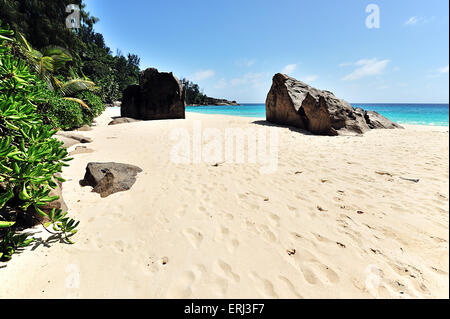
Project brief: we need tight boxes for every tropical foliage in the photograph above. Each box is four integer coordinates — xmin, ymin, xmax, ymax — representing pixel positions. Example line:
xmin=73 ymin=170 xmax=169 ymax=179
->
xmin=180 ymin=78 xmax=208 ymax=105
xmin=0 ymin=22 xmax=79 ymax=261
xmin=0 ymin=0 xmax=141 ymax=104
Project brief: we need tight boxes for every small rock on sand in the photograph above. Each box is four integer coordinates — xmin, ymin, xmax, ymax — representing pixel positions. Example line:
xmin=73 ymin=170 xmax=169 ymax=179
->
xmin=69 ymin=146 xmax=94 ymax=156
xmin=108 ymin=117 xmax=142 ymax=125
xmin=80 ymin=162 xmax=143 ymax=198
xmin=55 ymin=132 xmax=93 ymax=148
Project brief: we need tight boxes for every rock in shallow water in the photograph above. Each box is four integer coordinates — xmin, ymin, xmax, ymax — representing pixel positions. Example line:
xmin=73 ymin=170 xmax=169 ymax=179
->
xmin=266 ymin=73 xmax=403 ymax=135
xmin=80 ymin=162 xmax=143 ymax=198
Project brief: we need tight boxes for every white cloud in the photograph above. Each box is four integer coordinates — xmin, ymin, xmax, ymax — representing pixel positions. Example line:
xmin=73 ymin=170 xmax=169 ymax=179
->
xmin=439 ymin=65 xmax=449 ymax=73
xmin=236 ymin=59 xmax=256 ymax=67
xmin=303 ymin=75 xmax=318 ymax=82
xmin=281 ymin=64 xmax=297 ymax=75
xmin=405 ymin=16 xmax=421 ymax=25
xmin=427 ymin=65 xmax=450 ymax=78
xmin=230 ymin=72 xmax=266 ymax=88
xmin=339 ymin=62 xmax=352 ymax=67
xmin=191 ymin=69 xmax=215 ymax=81
xmin=246 ymin=59 xmax=256 ymax=67
xmin=214 ymin=78 xmax=227 ymax=89
xmin=342 ymin=58 xmax=390 ymax=81
xmin=404 ymin=16 xmax=435 ymax=26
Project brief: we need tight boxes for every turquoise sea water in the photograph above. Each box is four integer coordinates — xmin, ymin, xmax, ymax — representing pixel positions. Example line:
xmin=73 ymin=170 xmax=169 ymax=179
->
xmin=186 ymin=103 xmax=449 ymax=126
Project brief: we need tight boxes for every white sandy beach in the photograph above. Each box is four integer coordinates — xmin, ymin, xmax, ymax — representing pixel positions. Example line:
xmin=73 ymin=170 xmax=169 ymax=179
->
xmin=0 ymin=107 xmax=448 ymax=299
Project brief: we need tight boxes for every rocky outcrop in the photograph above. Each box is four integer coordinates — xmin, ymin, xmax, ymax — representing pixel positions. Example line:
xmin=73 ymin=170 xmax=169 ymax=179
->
xmin=190 ymin=97 xmax=240 ymax=106
xmin=121 ymin=68 xmax=185 ymax=120
xmin=80 ymin=162 xmax=143 ymax=198
xmin=266 ymin=73 xmax=403 ymax=135
xmin=108 ymin=117 xmax=142 ymax=126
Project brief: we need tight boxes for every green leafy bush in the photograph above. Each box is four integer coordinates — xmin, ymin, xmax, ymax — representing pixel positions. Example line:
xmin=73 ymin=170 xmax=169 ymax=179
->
xmin=0 ymin=22 xmax=79 ymax=261
xmin=35 ymin=83 xmax=105 ymax=130
xmin=75 ymin=90 xmax=105 ymax=119
xmin=37 ymin=86 xmax=86 ymax=130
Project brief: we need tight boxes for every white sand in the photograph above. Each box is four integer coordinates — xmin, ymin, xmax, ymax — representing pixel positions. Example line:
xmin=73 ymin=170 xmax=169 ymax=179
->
xmin=0 ymin=108 xmax=448 ymax=299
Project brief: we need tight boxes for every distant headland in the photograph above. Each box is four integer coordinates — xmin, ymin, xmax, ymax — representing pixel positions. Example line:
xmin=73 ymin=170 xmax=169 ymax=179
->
xmin=189 ymin=97 xmax=240 ymax=106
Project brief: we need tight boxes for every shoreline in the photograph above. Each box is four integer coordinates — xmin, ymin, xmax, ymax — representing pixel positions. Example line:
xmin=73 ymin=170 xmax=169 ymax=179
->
xmin=1 ymin=108 xmax=448 ymax=299
xmin=109 ymin=106 xmax=450 ymax=128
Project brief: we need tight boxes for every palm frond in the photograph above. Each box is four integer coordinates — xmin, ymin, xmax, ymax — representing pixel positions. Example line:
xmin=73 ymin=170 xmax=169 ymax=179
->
xmin=63 ymin=97 xmax=90 ymax=109
xmin=42 ymin=46 xmax=72 ymax=72
xmin=59 ymin=79 xmax=96 ymax=97
xmin=41 ymin=46 xmax=72 ymax=58
xmin=16 ymin=33 xmax=32 ymax=52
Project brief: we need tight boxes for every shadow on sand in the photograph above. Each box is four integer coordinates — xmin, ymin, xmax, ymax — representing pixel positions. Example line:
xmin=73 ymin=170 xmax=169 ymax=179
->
xmin=251 ymin=120 xmax=314 ymax=136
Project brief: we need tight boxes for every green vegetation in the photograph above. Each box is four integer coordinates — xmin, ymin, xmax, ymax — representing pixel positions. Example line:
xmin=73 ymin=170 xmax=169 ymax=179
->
xmin=0 ymin=0 xmax=140 ymax=104
xmin=180 ymin=78 xmax=208 ymax=105
xmin=0 ymin=0 xmax=141 ymax=262
xmin=0 ymin=22 xmax=79 ymax=261
xmin=37 ymin=85 xmax=104 ymax=130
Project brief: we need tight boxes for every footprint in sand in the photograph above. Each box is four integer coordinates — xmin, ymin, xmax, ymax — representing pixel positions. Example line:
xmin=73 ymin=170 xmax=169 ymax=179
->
xmin=167 ymin=264 xmax=207 ymax=298
xmin=288 ymin=249 xmax=340 ymax=285
xmin=268 ymin=213 xmax=281 ymax=227
xmin=176 ymin=204 xmax=189 ymax=218
xmin=278 ymin=276 xmax=303 ymax=298
xmin=286 ymin=205 xmax=301 ymax=218
xmin=257 ymin=224 xmax=277 ymax=243
xmin=249 ymin=272 xmax=279 ymax=298
xmin=216 ymin=260 xmax=240 ymax=283
xmin=216 ymin=225 xmax=240 ymax=253
xmin=210 ymin=274 xmax=229 ymax=297
xmin=388 ymin=262 xmax=431 ymax=295
xmin=167 ymin=270 xmax=196 ymax=298
xmin=183 ymin=228 xmax=204 ymax=249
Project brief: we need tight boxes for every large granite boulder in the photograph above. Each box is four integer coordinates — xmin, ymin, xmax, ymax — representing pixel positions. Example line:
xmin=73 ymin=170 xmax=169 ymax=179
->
xmin=121 ymin=68 xmax=185 ymax=120
xmin=266 ymin=73 xmax=402 ymax=135
xmin=80 ymin=162 xmax=143 ymax=198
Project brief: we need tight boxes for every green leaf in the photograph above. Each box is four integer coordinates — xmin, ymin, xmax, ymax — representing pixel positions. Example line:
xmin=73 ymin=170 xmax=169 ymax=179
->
xmin=0 ymin=221 xmax=15 ymax=229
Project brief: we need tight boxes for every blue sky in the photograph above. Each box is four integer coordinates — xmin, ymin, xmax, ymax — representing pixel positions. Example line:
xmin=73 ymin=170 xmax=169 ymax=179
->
xmin=84 ymin=0 xmax=449 ymax=103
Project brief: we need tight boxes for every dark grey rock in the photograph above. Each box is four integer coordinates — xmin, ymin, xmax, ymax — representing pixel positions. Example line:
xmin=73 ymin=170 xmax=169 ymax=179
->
xmin=80 ymin=162 xmax=143 ymax=198
xmin=121 ymin=68 xmax=185 ymax=120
